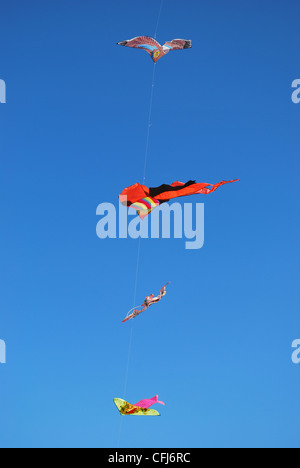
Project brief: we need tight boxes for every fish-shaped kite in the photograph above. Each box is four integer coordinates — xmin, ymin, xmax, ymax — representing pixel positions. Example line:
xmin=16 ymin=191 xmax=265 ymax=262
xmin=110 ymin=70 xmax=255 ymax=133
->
xmin=114 ymin=395 xmax=165 ymax=416
xmin=122 ymin=283 xmax=170 ymax=323
xmin=119 ymin=179 xmax=239 ymax=219
xmin=117 ymin=36 xmax=192 ymax=62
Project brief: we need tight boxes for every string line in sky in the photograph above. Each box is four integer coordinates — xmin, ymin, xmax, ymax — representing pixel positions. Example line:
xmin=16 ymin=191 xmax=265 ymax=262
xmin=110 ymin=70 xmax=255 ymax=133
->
xmin=117 ymin=0 xmax=164 ymax=447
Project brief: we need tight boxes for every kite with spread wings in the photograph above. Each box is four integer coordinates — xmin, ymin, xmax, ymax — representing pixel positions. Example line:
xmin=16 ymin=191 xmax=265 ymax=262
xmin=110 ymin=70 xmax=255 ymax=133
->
xmin=119 ymin=179 xmax=239 ymax=219
xmin=122 ymin=283 xmax=170 ymax=323
xmin=117 ymin=36 xmax=192 ymax=62
xmin=114 ymin=395 xmax=165 ymax=416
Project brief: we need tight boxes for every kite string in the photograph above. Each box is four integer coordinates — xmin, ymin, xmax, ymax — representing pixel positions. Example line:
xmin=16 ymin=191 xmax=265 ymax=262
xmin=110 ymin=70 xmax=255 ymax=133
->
xmin=143 ymin=64 xmax=156 ymax=183
xmin=143 ymin=0 xmax=163 ymax=182
xmin=117 ymin=237 xmax=140 ymax=447
xmin=123 ymin=234 xmax=141 ymax=399
xmin=117 ymin=0 xmax=164 ymax=448
xmin=154 ymin=0 xmax=164 ymax=40
xmin=123 ymin=0 xmax=163 ymax=394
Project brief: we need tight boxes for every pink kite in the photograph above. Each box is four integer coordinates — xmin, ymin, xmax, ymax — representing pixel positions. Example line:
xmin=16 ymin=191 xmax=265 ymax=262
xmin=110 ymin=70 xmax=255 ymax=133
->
xmin=134 ymin=395 xmax=165 ymax=408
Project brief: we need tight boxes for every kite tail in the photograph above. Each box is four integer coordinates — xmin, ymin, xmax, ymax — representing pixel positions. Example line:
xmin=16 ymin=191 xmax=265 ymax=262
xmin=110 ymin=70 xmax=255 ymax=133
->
xmin=203 ymin=179 xmax=239 ymax=195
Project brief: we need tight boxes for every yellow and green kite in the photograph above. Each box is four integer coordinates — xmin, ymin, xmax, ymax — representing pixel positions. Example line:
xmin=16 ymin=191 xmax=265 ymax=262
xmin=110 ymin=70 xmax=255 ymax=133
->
xmin=114 ymin=395 xmax=165 ymax=416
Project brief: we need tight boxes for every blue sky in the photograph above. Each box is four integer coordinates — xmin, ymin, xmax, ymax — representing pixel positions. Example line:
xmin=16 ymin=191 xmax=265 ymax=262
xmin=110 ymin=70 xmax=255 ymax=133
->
xmin=0 ymin=0 xmax=299 ymax=448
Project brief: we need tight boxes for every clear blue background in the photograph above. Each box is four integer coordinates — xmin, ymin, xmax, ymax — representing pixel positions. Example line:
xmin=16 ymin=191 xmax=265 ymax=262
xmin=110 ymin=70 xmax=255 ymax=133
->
xmin=0 ymin=0 xmax=299 ymax=448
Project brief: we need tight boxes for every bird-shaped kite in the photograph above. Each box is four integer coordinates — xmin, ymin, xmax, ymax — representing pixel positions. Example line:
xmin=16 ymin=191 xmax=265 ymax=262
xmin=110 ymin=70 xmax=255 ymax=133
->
xmin=119 ymin=180 xmax=239 ymax=219
xmin=122 ymin=283 xmax=170 ymax=323
xmin=117 ymin=36 xmax=192 ymax=62
xmin=114 ymin=395 xmax=165 ymax=416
